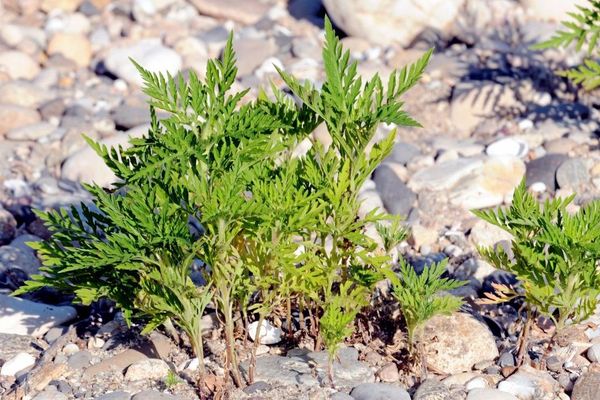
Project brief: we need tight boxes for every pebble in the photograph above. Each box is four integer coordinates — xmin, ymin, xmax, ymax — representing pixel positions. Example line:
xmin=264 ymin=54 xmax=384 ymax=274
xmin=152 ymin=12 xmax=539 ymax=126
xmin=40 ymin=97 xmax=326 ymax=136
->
xmin=125 ymin=358 xmax=171 ymax=381
xmin=0 ymin=295 xmax=77 ymax=337
xmin=0 ymin=208 xmax=17 ymax=245
xmin=0 ymin=51 xmax=40 ymax=80
xmin=95 ymin=392 xmax=132 ymax=400
xmin=63 ymin=343 xmax=80 ymax=356
xmin=586 ymin=343 xmax=600 ymax=363
xmin=421 ymin=312 xmax=499 ymax=375
xmin=1 ymin=352 xmax=36 ymax=376
xmin=408 ymin=158 xmax=483 ymax=192
xmin=6 ymin=122 xmax=57 ymax=141
xmin=556 ymin=158 xmax=590 ymax=190
xmin=248 ymin=320 xmax=282 ymax=345
xmin=32 ymin=386 xmax=69 ymax=400
xmin=413 ymin=379 xmax=451 ymax=400
xmin=189 ymin=0 xmax=270 ymax=24
xmin=233 ymin=37 xmax=277 ymax=76
xmin=467 ymin=389 xmax=518 ymax=400
xmin=377 ymin=363 xmax=399 ymax=383
xmin=525 ymin=154 xmax=568 ymax=191
xmin=0 ymin=81 xmax=52 ymax=108
xmin=486 ymin=138 xmax=529 ymax=158
xmin=571 ymin=369 xmax=600 ymax=400
xmin=373 ymin=164 xmax=417 ymax=216
xmin=41 ymin=0 xmax=83 ymax=12
xmin=131 ymin=390 xmax=180 ymax=400
xmin=350 ymin=383 xmax=410 ymax=400
xmin=68 ymin=350 xmax=93 ymax=369
xmin=465 ymin=377 xmax=489 ymax=391
xmin=104 ymin=39 xmax=182 ymax=86
xmin=0 ymin=105 xmax=41 ymax=137
xmin=0 ymin=243 xmax=41 ymax=277
xmin=497 ymin=366 xmax=559 ymax=400
xmin=47 ymin=33 xmax=92 ymax=68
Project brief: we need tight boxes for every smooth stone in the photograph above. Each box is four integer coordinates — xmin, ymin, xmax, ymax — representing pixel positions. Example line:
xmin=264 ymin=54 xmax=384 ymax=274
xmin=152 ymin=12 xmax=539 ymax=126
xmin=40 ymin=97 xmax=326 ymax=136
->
xmin=0 ymin=105 xmax=41 ymax=137
xmin=0 ymin=207 xmax=17 ymax=245
xmin=522 ymin=0 xmax=587 ymax=21
xmin=377 ymin=363 xmax=399 ymax=383
xmin=358 ymin=190 xmax=385 ymax=218
xmin=497 ymin=366 xmax=559 ymax=400
xmin=0 ymin=295 xmax=77 ymax=337
xmin=408 ymin=158 xmax=483 ymax=191
xmin=62 ymin=125 xmax=148 ymax=187
xmin=131 ymin=390 xmax=180 ymax=400
xmin=1 ymin=352 xmax=36 ymax=376
xmin=32 ymin=386 xmax=69 ymax=400
xmin=525 ymin=154 xmax=568 ymax=191
xmin=0 ymin=51 xmax=40 ymax=80
xmin=486 ymin=138 xmax=529 ymax=158
xmin=41 ymin=0 xmax=83 ymax=12
xmin=6 ymin=122 xmax=57 ymax=141
xmin=104 ymin=39 xmax=182 ymax=86
xmin=556 ymin=158 xmax=590 ymax=189
xmin=248 ymin=320 xmax=282 ymax=345
xmin=468 ymin=389 xmax=518 ymax=400
xmin=373 ymin=164 xmax=417 ymax=216
xmin=232 ymin=37 xmax=277 ymax=76
xmin=465 ymin=377 xmax=489 ymax=391
xmin=95 ymin=392 xmax=132 ymax=400
xmin=243 ymin=381 xmax=271 ymax=394
xmin=47 ymin=33 xmax=92 ymax=68
xmin=586 ymin=344 xmax=600 ymax=363
xmin=469 ymin=219 xmax=513 ymax=247
xmin=413 ymin=379 xmax=451 ymax=400
xmin=544 ymin=138 xmax=577 ymax=154
xmin=189 ymin=0 xmax=270 ymax=24
xmin=0 ymin=81 xmax=52 ymax=108
xmin=0 ymin=243 xmax=41 ymax=276
xmin=112 ymin=104 xmax=151 ymax=129
xmin=68 ymin=350 xmax=92 ymax=370
xmin=421 ymin=313 xmax=499 ymax=375
xmin=323 ymin=0 xmax=465 ymax=47
xmin=449 ymin=157 xmax=525 ymax=209
xmin=387 ymin=142 xmax=421 ymax=165
xmin=332 ymin=393 xmax=354 ymax=400
xmin=350 ymin=383 xmax=410 ymax=400
xmin=125 ymin=358 xmax=170 ymax=381
xmin=572 ymin=369 xmax=600 ymax=400
xmin=0 ymin=333 xmax=38 ymax=362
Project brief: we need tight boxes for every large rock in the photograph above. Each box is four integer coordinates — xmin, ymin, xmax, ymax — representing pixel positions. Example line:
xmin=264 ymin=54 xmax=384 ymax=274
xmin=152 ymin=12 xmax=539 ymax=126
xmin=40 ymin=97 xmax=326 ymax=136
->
xmin=374 ymin=164 xmax=417 ymax=216
xmin=521 ymin=0 xmax=586 ymax=22
xmin=571 ymin=368 xmax=600 ymax=400
xmin=525 ymin=154 xmax=568 ymax=192
xmin=104 ymin=39 xmax=181 ymax=86
xmin=0 ymin=295 xmax=77 ymax=337
xmin=421 ymin=312 xmax=499 ymax=374
xmin=323 ymin=0 xmax=466 ymax=47
xmin=62 ymin=125 xmax=148 ymax=187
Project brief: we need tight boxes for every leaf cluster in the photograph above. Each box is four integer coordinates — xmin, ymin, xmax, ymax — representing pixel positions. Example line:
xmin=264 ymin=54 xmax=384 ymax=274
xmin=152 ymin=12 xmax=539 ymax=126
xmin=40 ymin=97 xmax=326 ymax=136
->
xmin=15 ymin=17 xmax=440 ymax=387
xmin=534 ymin=0 xmax=600 ymax=90
xmin=473 ymin=180 xmax=600 ymax=329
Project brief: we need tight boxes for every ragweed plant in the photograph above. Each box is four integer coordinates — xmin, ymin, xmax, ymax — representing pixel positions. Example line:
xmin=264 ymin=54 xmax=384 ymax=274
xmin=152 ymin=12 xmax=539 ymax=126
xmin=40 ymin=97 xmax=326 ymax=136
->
xmin=474 ymin=180 xmax=600 ymax=363
xmin=15 ymin=17 xmax=432 ymax=390
xmin=533 ymin=0 xmax=600 ymax=90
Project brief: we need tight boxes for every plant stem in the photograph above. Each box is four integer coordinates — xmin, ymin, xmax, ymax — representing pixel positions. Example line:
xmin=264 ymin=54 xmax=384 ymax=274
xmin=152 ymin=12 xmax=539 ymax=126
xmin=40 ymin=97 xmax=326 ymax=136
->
xmin=222 ymin=299 xmax=244 ymax=387
xmin=248 ymin=312 xmax=266 ymax=384
xmin=516 ymin=308 xmax=533 ymax=367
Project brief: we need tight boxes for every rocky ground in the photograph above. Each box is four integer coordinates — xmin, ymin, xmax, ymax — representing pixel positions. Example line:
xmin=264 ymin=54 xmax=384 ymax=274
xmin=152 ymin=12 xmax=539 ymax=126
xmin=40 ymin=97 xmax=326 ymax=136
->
xmin=1 ymin=0 xmax=600 ymax=399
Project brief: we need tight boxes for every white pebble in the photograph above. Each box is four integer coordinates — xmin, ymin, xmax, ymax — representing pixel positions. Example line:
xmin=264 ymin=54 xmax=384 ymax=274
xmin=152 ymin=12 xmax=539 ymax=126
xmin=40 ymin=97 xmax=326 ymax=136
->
xmin=63 ymin=343 xmax=79 ymax=356
xmin=529 ymin=182 xmax=546 ymax=193
xmin=248 ymin=320 xmax=282 ymax=345
xmin=1 ymin=352 xmax=36 ymax=376
xmin=587 ymin=343 xmax=600 ymax=362
xmin=466 ymin=377 xmax=488 ymax=391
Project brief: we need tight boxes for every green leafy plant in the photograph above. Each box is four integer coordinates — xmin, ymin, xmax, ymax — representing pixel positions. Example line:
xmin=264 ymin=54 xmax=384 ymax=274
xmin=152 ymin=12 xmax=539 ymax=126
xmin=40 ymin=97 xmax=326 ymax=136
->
xmin=164 ymin=370 xmax=181 ymax=389
xmin=386 ymin=259 xmax=465 ymax=347
xmin=474 ymin=180 xmax=600 ymax=363
xmin=533 ymin=0 xmax=600 ymax=90
xmin=15 ymin=16 xmax=431 ymax=391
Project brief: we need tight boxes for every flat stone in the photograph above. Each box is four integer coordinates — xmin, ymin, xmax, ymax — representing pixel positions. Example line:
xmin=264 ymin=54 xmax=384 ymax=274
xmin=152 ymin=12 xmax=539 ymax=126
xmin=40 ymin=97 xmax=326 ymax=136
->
xmin=0 ymin=81 xmax=52 ymax=108
xmin=556 ymin=158 xmax=590 ymax=190
xmin=131 ymin=390 xmax=181 ymax=400
xmin=32 ymin=386 xmax=69 ymax=400
xmin=125 ymin=358 xmax=171 ymax=381
xmin=350 ymin=383 xmax=410 ymax=400
xmin=421 ymin=313 xmax=499 ymax=375
xmin=374 ymin=164 xmax=417 ymax=216
xmin=95 ymin=392 xmax=132 ymax=400
xmin=0 ymin=333 xmax=38 ymax=361
xmin=232 ymin=37 xmax=277 ymax=76
xmin=6 ymin=122 xmax=57 ymax=141
xmin=408 ymin=158 xmax=483 ymax=192
xmin=586 ymin=344 xmax=600 ymax=363
xmin=47 ymin=33 xmax=92 ymax=68
xmin=68 ymin=350 xmax=92 ymax=370
xmin=0 ymin=105 xmax=41 ymax=137
xmin=189 ymin=0 xmax=270 ymax=24
xmin=112 ymin=105 xmax=151 ymax=129
xmin=467 ymin=389 xmax=518 ymax=400
xmin=497 ymin=365 xmax=559 ymax=400
xmin=104 ymin=39 xmax=181 ymax=86
xmin=570 ymin=369 xmax=600 ymax=400
xmin=1 ymin=352 xmax=36 ymax=376
xmin=413 ymin=379 xmax=451 ymax=400
xmin=486 ymin=138 xmax=528 ymax=158
xmin=0 ymin=51 xmax=40 ymax=80
xmin=0 ymin=243 xmax=41 ymax=276
xmin=525 ymin=154 xmax=568 ymax=191
xmin=449 ymin=156 xmax=525 ymax=209
xmin=544 ymin=138 xmax=577 ymax=154
xmin=0 ymin=295 xmax=77 ymax=338
xmin=469 ymin=220 xmax=513 ymax=247
xmin=387 ymin=142 xmax=421 ymax=165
